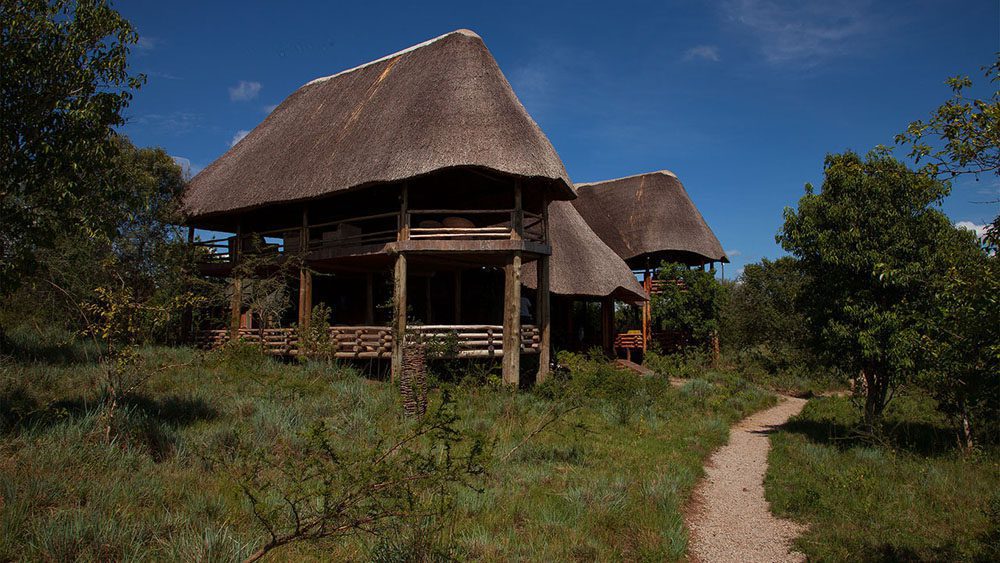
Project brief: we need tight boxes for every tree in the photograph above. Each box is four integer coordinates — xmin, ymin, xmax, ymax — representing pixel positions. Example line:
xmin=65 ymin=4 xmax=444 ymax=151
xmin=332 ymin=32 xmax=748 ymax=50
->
xmin=1 ymin=0 xmax=144 ymax=294
xmin=721 ymin=257 xmax=813 ymax=371
xmin=896 ymin=55 xmax=999 ymax=247
xmin=778 ymin=150 xmax=953 ymax=426
xmin=650 ymin=262 xmax=727 ymax=353
xmin=919 ymin=221 xmax=999 ymax=451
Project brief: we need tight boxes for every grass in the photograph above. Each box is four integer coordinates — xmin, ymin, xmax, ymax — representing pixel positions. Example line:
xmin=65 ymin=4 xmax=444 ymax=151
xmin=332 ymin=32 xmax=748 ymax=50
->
xmin=765 ymin=392 xmax=1000 ymax=562
xmin=0 ymin=343 xmax=776 ymax=561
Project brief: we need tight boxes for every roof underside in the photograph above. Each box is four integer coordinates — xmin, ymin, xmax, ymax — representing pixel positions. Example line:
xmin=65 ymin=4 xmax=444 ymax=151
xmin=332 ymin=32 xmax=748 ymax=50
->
xmin=572 ymin=171 xmax=727 ymax=266
xmin=522 ymin=201 xmax=646 ymax=303
xmin=182 ymin=30 xmax=574 ymax=221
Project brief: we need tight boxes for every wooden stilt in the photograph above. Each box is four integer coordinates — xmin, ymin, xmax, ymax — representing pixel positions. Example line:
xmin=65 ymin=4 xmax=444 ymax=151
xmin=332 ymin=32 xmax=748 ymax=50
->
xmin=502 ymin=253 xmax=521 ymax=386
xmin=391 ymin=253 xmax=407 ymax=382
xmin=536 ymin=255 xmax=551 ymax=382
xmin=642 ymin=262 xmax=651 ymax=352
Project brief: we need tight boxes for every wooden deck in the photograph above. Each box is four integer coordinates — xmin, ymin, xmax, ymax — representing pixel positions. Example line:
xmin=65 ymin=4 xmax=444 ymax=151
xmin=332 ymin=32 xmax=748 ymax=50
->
xmin=196 ymin=324 xmax=540 ymax=358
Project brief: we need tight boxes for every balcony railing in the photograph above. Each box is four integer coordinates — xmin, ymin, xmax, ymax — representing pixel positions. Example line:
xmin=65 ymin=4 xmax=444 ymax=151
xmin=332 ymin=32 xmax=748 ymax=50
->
xmin=196 ymin=325 xmax=540 ymax=358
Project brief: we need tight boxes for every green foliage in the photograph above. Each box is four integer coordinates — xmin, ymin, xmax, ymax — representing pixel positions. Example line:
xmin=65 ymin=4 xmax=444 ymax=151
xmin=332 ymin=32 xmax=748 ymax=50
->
xmin=296 ymin=302 xmax=335 ymax=361
xmin=778 ymin=149 xmax=953 ymax=424
xmin=1 ymin=0 xmax=145 ymax=293
xmin=650 ymin=262 xmax=727 ymax=344
xmin=766 ymin=394 xmax=1000 ymax=561
xmin=918 ymin=226 xmax=1000 ymax=449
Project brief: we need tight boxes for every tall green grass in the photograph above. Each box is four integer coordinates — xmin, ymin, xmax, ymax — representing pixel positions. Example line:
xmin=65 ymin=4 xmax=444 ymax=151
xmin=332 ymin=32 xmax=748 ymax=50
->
xmin=765 ymin=393 xmax=1000 ymax=561
xmin=0 ymin=345 xmax=775 ymax=560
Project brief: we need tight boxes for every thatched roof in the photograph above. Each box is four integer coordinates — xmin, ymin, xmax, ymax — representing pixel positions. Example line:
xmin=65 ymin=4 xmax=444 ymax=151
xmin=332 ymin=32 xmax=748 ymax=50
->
xmin=182 ymin=29 xmax=574 ymax=221
xmin=572 ymin=171 xmax=727 ymax=268
xmin=522 ymin=201 xmax=646 ymax=303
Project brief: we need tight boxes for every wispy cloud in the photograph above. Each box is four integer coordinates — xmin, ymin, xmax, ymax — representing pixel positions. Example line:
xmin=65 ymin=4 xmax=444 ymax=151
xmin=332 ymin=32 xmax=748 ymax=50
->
xmin=170 ymin=156 xmax=202 ymax=179
xmin=725 ymin=249 xmax=742 ymax=258
xmin=230 ymin=130 xmax=250 ymax=147
xmin=133 ymin=111 xmax=202 ymax=135
xmin=725 ymin=0 xmax=872 ymax=66
xmin=683 ymin=45 xmax=721 ymax=62
xmin=136 ymin=36 xmax=157 ymax=51
xmin=229 ymin=80 xmax=261 ymax=102
xmin=956 ymin=221 xmax=990 ymax=240
xmin=263 ymin=104 xmax=279 ymax=114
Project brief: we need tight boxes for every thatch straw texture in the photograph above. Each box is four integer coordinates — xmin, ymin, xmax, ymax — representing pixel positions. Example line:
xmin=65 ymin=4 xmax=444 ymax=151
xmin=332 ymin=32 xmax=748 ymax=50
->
xmin=573 ymin=171 xmax=727 ymax=267
xmin=182 ymin=29 xmax=573 ymax=220
xmin=522 ymin=201 xmax=646 ymax=303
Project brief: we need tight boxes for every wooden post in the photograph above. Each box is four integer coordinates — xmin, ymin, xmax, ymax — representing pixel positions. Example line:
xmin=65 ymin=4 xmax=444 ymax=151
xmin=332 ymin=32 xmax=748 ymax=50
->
xmin=536 ymin=255 xmax=551 ymax=382
xmin=365 ymin=273 xmax=374 ymax=324
xmin=502 ymin=253 xmax=522 ymax=386
xmin=601 ymin=296 xmax=614 ymax=356
xmin=453 ymin=270 xmax=462 ymax=323
xmin=298 ymin=208 xmax=311 ymax=328
xmin=642 ymin=263 xmax=651 ymax=352
xmin=391 ymin=253 xmax=407 ymax=382
xmin=229 ymin=223 xmax=243 ymax=340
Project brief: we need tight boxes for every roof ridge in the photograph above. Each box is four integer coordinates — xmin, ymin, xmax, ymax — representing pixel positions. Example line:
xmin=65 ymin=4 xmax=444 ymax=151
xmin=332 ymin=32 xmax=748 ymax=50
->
xmin=303 ymin=29 xmax=480 ymax=88
xmin=576 ymin=169 xmax=677 ymax=187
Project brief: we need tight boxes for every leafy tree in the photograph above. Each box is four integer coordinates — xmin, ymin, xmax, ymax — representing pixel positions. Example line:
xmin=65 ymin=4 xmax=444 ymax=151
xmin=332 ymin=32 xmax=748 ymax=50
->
xmin=919 ymin=225 xmax=999 ymax=451
xmin=722 ymin=257 xmax=813 ymax=371
xmin=778 ymin=150 xmax=953 ymax=426
xmin=650 ymin=262 xmax=727 ymax=351
xmin=896 ymin=55 xmax=999 ymax=246
xmin=1 ymin=0 xmax=144 ymax=294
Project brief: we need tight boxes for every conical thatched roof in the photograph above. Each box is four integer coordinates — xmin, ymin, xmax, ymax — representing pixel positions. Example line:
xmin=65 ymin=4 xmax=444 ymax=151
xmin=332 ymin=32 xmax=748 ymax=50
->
xmin=572 ymin=171 xmax=727 ymax=268
xmin=522 ymin=201 xmax=646 ymax=303
xmin=182 ymin=30 xmax=574 ymax=221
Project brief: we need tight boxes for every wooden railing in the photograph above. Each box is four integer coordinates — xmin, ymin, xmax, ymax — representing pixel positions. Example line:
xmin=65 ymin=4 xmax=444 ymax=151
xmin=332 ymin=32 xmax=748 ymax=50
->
xmin=196 ymin=325 xmax=540 ymax=358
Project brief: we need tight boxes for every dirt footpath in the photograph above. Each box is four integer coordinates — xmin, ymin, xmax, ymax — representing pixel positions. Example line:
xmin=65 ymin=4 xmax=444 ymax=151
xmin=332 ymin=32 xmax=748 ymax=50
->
xmin=686 ymin=396 xmax=808 ymax=563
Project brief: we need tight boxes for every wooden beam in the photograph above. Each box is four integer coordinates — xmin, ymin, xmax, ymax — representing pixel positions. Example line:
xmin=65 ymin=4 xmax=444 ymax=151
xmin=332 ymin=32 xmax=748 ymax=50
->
xmin=502 ymin=253 xmax=522 ymax=386
xmin=391 ymin=253 xmax=407 ymax=382
xmin=536 ymin=255 xmax=551 ymax=382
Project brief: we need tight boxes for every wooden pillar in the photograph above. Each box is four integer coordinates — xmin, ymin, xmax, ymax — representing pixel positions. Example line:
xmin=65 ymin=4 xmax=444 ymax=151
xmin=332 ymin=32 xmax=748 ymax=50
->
xmin=365 ymin=273 xmax=374 ymax=324
xmin=642 ymin=263 xmax=651 ymax=352
xmin=454 ymin=271 xmax=462 ymax=323
xmin=536 ymin=255 xmax=551 ymax=382
xmin=601 ymin=296 xmax=614 ymax=356
xmin=229 ymin=223 xmax=243 ymax=340
xmin=297 ymin=209 xmax=311 ymax=328
xmin=512 ymin=181 xmax=523 ymax=240
xmin=502 ymin=253 xmax=522 ymax=386
xmin=391 ymin=253 xmax=407 ymax=382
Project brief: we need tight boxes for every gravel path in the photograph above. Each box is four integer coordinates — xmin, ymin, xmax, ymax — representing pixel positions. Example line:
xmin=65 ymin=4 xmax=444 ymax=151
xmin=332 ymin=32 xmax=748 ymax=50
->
xmin=686 ymin=396 xmax=808 ymax=563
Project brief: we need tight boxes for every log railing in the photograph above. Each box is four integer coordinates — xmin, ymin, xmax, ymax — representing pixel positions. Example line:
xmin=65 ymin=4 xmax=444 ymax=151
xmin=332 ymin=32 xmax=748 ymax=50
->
xmin=195 ymin=325 xmax=540 ymax=358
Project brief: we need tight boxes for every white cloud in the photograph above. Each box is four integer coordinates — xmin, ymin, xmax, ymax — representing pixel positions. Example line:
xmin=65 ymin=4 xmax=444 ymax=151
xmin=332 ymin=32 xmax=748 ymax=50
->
xmin=134 ymin=111 xmax=202 ymax=135
xmin=726 ymin=0 xmax=872 ymax=66
xmin=136 ymin=36 xmax=157 ymax=51
xmin=229 ymin=80 xmax=261 ymax=101
xmin=725 ymin=248 xmax=742 ymax=258
xmin=683 ymin=45 xmax=721 ymax=62
xmin=170 ymin=156 xmax=202 ymax=179
xmin=955 ymin=221 xmax=990 ymax=240
xmin=230 ymin=130 xmax=250 ymax=147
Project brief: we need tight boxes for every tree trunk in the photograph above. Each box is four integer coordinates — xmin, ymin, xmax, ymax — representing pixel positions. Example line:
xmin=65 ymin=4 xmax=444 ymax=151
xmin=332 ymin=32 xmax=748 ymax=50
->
xmin=958 ymin=400 xmax=974 ymax=453
xmin=862 ymin=364 xmax=888 ymax=428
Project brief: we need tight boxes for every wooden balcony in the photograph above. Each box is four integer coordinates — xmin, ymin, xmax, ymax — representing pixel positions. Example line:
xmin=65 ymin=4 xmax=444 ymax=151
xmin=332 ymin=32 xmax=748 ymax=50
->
xmin=196 ymin=324 xmax=540 ymax=359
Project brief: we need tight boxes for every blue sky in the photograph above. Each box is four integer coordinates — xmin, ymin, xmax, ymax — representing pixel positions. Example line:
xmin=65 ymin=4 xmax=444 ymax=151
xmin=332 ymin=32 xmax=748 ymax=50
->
xmin=119 ymin=0 xmax=999 ymax=277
